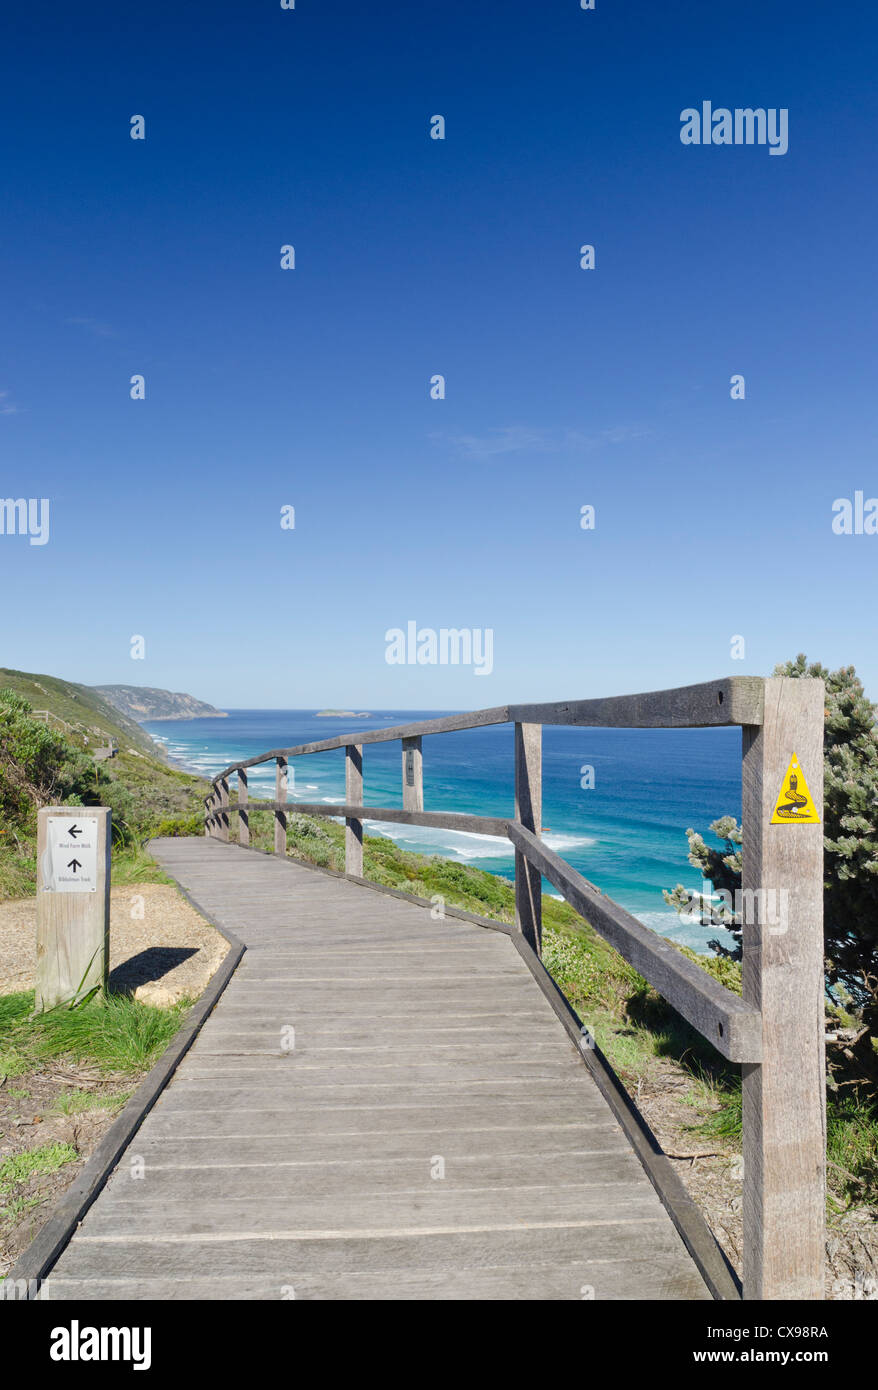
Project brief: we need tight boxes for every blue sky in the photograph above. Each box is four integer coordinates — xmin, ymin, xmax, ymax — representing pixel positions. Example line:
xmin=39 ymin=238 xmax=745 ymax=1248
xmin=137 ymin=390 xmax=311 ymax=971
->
xmin=2 ymin=0 xmax=876 ymax=707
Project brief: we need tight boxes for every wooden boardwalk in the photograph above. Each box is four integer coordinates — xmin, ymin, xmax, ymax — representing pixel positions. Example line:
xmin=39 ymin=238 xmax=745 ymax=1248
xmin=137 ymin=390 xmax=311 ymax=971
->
xmin=45 ymin=837 xmax=710 ymax=1300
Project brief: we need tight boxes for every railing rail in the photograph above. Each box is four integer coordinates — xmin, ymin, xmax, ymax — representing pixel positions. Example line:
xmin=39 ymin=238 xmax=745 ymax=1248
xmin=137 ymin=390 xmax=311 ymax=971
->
xmin=202 ymin=675 xmax=826 ymax=1301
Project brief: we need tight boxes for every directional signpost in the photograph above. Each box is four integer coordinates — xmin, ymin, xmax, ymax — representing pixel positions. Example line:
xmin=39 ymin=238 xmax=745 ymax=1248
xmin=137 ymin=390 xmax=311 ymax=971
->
xmin=35 ymin=807 xmax=111 ymax=1012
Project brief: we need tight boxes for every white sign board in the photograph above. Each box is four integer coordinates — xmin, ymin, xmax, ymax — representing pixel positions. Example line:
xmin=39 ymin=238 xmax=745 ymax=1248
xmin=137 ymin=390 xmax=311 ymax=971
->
xmin=42 ymin=816 xmax=99 ymax=893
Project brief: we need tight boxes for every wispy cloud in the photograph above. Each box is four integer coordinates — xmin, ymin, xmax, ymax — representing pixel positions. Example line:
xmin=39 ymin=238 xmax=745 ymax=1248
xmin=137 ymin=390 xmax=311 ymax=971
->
xmin=64 ymin=316 xmax=117 ymax=339
xmin=0 ymin=390 xmax=20 ymax=416
xmin=442 ymin=423 xmax=651 ymax=460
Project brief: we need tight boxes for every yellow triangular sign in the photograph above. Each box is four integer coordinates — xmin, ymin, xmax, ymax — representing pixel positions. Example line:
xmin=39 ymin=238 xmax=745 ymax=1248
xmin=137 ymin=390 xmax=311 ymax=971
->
xmin=770 ymin=753 xmax=820 ymax=824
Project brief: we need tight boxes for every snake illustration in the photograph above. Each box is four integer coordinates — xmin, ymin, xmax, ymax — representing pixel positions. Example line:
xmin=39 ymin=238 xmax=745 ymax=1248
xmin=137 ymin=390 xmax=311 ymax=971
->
xmin=774 ymin=765 xmax=810 ymax=819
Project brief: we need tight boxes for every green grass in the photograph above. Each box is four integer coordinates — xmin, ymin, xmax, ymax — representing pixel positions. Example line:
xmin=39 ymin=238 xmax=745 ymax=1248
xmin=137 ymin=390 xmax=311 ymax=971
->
xmin=0 ymin=847 xmax=37 ymax=902
xmin=0 ymin=990 xmax=191 ymax=1075
xmin=0 ymin=1140 xmax=80 ymax=1225
xmin=51 ymin=1088 xmax=132 ymax=1116
xmin=0 ymin=1194 xmax=42 ymax=1224
xmin=109 ymin=843 xmax=174 ymax=887
xmin=0 ymin=1142 xmax=78 ymax=1204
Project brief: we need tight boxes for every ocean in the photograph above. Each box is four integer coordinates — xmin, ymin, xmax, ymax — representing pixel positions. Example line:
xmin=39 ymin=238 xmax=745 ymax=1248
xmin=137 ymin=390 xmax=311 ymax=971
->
xmin=143 ymin=710 xmax=743 ymax=955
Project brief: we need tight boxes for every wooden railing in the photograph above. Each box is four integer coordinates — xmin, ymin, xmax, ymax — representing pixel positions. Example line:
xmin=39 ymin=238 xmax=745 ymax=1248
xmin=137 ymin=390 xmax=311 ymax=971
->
xmin=203 ymin=676 xmax=826 ymax=1301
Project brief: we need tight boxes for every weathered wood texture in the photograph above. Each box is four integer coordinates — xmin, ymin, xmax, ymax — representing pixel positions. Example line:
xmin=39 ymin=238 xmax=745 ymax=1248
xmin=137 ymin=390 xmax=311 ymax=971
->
xmin=741 ymin=677 xmax=825 ymax=1300
xmin=274 ymin=759 xmax=287 ymax=856
xmin=237 ymin=769 xmax=249 ymax=846
xmin=514 ymin=723 xmax=542 ymax=954
xmin=508 ymin=823 xmax=762 ymax=1064
xmin=402 ymin=736 xmax=424 ymax=813
xmin=35 ymin=807 xmax=111 ymax=1012
xmin=509 ymin=677 xmax=765 ymax=731
xmin=42 ymin=837 xmax=711 ymax=1302
xmin=345 ymin=745 xmax=363 ymax=877
xmin=218 ymin=777 xmax=230 ymax=843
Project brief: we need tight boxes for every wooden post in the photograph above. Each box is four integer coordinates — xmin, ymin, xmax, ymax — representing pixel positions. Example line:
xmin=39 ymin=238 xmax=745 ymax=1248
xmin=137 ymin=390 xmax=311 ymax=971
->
xmin=345 ymin=743 xmax=363 ymax=877
xmin=274 ymin=758 xmax=288 ymax=855
xmin=204 ymin=792 xmax=214 ymax=837
xmin=514 ymin=722 xmax=542 ymax=954
xmin=741 ymin=676 xmax=826 ymax=1300
xmin=218 ymin=777 xmax=230 ymax=842
xmin=402 ymin=736 xmax=423 ymax=812
xmin=238 ymin=768 xmax=249 ymax=846
xmin=35 ymin=807 xmax=111 ymax=1012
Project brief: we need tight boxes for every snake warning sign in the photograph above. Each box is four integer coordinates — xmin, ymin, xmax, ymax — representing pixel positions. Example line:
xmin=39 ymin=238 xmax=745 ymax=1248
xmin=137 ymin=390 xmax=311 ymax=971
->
xmin=770 ymin=755 xmax=821 ymax=824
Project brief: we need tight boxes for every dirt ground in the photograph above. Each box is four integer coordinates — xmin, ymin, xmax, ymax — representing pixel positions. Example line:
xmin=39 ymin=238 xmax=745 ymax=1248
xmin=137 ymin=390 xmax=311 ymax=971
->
xmin=0 ymin=1063 xmax=135 ymax=1274
xmin=0 ymin=883 xmax=229 ymax=1004
xmin=636 ymin=1056 xmax=878 ymax=1300
xmin=0 ymin=884 xmax=229 ymax=1276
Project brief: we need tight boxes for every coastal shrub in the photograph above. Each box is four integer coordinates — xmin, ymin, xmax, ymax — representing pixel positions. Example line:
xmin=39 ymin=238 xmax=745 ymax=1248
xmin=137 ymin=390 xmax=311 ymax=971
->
xmin=543 ymin=929 xmax=639 ymax=1014
xmin=0 ymin=689 xmax=212 ymax=898
xmin=286 ymin=814 xmax=338 ymax=869
xmin=0 ymin=689 xmax=94 ymax=830
xmin=151 ymin=813 xmax=203 ymax=838
xmin=287 ymin=813 xmax=335 ymax=847
xmin=665 ymin=655 xmax=878 ymax=1085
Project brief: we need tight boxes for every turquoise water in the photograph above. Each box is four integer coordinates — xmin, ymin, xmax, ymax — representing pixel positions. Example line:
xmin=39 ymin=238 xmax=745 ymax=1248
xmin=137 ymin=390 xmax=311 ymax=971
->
xmin=144 ymin=710 xmax=742 ymax=955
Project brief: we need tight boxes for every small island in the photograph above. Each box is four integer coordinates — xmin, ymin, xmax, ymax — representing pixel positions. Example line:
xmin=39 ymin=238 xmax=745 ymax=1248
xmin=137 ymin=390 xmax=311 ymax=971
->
xmin=315 ymin=710 xmax=372 ymax=718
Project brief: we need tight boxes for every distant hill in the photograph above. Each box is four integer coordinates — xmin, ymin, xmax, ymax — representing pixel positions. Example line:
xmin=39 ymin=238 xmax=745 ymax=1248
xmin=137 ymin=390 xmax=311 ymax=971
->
xmin=0 ymin=669 xmax=163 ymax=756
xmin=93 ymin=686 xmax=228 ymax=723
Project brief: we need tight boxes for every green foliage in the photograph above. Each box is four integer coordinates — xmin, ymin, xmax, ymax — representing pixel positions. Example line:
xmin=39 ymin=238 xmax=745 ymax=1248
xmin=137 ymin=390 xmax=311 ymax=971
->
xmin=825 ymin=1097 xmax=878 ymax=1210
xmin=109 ymin=844 xmax=173 ymax=886
xmin=285 ymin=813 xmax=340 ymax=869
xmin=0 ymin=688 xmax=95 ymax=834
xmin=0 ymin=847 xmax=37 ymax=901
xmin=0 ymin=680 xmax=211 ymax=900
xmin=51 ymin=1089 xmax=131 ymax=1116
xmin=150 ymin=813 xmax=203 ymax=838
xmin=664 ymin=654 xmax=878 ymax=1086
xmin=0 ymin=1142 xmax=78 ymax=1200
xmin=543 ymin=926 xmax=642 ymax=1015
xmin=663 ymin=816 xmax=741 ymax=953
xmin=0 ymin=989 xmax=191 ymax=1074
xmin=675 ymin=942 xmax=743 ymax=994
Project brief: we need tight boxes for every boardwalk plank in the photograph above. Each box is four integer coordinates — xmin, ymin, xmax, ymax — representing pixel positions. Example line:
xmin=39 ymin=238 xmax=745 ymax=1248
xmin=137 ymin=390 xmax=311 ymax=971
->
xmin=44 ymin=838 xmax=711 ymax=1301
xmin=48 ymin=1224 xmax=704 ymax=1283
xmin=40 ymin=1258 xmax=707 ymax=1300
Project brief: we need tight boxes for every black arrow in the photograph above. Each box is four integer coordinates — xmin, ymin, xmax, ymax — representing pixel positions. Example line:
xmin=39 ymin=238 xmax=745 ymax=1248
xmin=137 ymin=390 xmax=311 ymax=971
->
xmin=67 ymin=858 xmax=82 ymax=873
xmin=68 ymin=824 xmax=81 ymax=837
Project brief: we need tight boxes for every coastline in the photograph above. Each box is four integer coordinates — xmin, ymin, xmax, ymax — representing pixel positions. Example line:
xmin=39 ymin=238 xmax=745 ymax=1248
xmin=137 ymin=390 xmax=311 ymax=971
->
xmin=141 ymin=710 xmax=742 ymax=954
xmin=133 ymin=712 xmax=229 ymax=722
